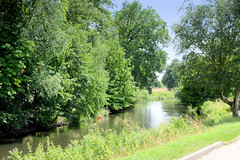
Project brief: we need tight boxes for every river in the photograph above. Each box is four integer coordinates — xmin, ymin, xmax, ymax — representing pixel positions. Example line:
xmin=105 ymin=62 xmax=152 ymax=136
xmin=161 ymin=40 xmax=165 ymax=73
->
xmin=0 ymin=99 xmax=187 ymax=159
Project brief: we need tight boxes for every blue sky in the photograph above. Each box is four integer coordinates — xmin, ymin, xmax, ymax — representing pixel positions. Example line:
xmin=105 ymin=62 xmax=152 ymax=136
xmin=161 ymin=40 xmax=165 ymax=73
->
xmin=112 ymin=0 xmax=203 ymax=64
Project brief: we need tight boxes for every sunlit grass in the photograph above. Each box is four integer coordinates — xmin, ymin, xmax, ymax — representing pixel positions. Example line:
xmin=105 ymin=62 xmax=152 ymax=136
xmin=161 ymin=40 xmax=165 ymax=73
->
xmin=122 ymin=116 xmax=240 ymax=160
xmin=149 ymin=90 xmax=175 ymax=100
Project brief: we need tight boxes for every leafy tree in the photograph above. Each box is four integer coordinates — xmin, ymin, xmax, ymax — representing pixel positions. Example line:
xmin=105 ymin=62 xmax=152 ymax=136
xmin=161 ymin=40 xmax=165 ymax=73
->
xmin=153 ymin=81 xmax=162 ymax=88
xmin=115 ymin=0 xmax=169 ymax=91
xmin=162 ymin=59 xmax=180 ymax=90
xmin=105 ymin=39 xmax=136 ymax=110
xmin=0 ymin=0 xmax=75 ymax=131
xmin=63 ymin=31 xmax=109 ymax=122
xmin=174 ymin=0 xmax=240 ymax=116
xmin=64 ymin=0 xmax=113 ymax=122
xmin=22 ymin=0 xmax=72 ymax=128
xmin=66 ymin=0 xmax=113 ymax=33
xmin=0 ymin=0 xmax=33 ymax=99
xmin=0 ymin=0 xmax=164 ymax=134
xmin=0 ymin=0 xmax=37 ymax=131
xmin=176 ymin=56 xmax=219 ymax=107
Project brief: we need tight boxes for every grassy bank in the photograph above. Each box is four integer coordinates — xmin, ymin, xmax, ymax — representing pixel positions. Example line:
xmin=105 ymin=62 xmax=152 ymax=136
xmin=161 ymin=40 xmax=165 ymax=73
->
xmin=150 ymin=89 xmax=175 ymax=100
xmin=122 ymin=117 xmax=240 ymax=160
xmin=136 ymin=88 xmax=175 ymax=101
xmin=9 ymin=101 xmax=238 ymax=160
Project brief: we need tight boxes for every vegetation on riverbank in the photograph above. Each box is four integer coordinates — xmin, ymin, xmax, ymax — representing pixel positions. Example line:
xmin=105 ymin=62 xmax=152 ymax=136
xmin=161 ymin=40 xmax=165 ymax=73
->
xmin=149 ymin=89 xmax=176 ymax=100
xmin=9 ymin=101 xmax=235 ymax=160
xmin=124 ymin=116 xmax=240 ymax=160
xmin=9 ymin=117 xmax=200 ymax=160
xmin=171 ymin=0 xmax=240 ymax=116
xmin=0 ymin=0 xmax=169 ymax=135
xmin=134 ymin=89 xmax=176 ymax=102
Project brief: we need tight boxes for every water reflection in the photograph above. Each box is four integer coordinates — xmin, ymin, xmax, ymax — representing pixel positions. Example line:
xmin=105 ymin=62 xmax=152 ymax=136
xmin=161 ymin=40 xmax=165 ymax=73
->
xmin=0 ymin=100 xmax=187 ymax=159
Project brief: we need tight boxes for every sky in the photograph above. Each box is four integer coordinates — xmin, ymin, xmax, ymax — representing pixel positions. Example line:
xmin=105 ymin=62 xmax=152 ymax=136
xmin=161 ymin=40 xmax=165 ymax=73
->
xmin=111 ymin=0 xmax=203 ymax=64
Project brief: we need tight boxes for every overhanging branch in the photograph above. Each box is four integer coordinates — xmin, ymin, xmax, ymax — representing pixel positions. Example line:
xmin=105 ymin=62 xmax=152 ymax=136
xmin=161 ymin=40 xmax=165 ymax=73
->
xmin=220 ymin=90 xmax=233 ymax=106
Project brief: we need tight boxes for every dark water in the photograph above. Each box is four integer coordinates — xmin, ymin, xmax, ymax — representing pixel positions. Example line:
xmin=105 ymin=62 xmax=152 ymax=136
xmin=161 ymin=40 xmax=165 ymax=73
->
xmin=0 ymin=100 xmax=186 ymax=159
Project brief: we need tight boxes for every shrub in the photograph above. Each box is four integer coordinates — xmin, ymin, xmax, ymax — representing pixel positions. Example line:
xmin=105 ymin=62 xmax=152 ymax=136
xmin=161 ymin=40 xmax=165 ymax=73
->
xmin=201 ymin=101 xmax=231 ymax=125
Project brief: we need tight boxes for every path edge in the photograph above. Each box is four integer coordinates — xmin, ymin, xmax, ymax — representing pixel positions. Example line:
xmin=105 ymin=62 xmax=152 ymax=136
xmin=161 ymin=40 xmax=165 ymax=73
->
xmin=178 ymin=142 xmax=225 ymax=160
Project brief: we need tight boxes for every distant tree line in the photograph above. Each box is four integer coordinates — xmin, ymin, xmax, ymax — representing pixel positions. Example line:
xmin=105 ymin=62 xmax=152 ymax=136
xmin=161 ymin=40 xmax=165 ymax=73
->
xmin=0 ymin=0 xmax=169 ymax=134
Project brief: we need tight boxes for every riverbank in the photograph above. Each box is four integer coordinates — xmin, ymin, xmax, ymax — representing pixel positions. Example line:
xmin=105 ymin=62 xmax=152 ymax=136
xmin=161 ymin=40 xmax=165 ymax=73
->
xmin=8 ymin=100 xmax=235 ymax=160
xmin=137 ymin=88 xmax=176 ymax=101
xmin=0 ymin=89 xmax=171 ymax=140
xmin=150 ymin=88 xmax=175 ymax=100
xmin=0 ymin=118 xmax=67 ymax=139
xmin=122 ymin=116 xmax=240 ymax=160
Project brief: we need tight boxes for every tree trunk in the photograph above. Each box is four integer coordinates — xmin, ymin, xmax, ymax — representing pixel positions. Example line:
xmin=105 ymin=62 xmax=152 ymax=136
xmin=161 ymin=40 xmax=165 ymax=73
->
xmin=231 ymin=102 xmax=239 ymax=117
xmin=220 ymin=90 xmax=239 ymax=117
xmin=232 ymin=91 xmax=240 ymax=117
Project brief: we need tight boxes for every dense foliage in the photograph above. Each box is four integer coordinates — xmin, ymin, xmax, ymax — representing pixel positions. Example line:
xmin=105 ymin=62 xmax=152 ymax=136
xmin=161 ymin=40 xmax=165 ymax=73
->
xmin=0 ymin=0 xmax=168 ymax=134
xmin=162 ymin=59 xmax=180 ymax=90
xmin=176 ymin=57 xmax=219 ymax=107
xmin=174 ymin=0 xmax=240 ymax=116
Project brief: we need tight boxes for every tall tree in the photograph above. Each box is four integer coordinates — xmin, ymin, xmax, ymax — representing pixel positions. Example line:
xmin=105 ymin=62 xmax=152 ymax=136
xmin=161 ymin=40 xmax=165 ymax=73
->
xmin=176 ymin=56 xmax=219 ymax=107
xmin=105 ymin=39 xmax=136 ymax=110
xmin=22 ymin=0 xmax=72 ymax=128
xmin=0 ymin=0 xmax=72 ymax=131
xmin=174 ymin=0 xmax=240 ymax=116
xmin=64 ymin=0 xmax=113 ymax=122
xmin=0 ymin=0 xmax=33 ymax=99
xmin=115 ymin=0 xmax=169 ymax=91
xmin=162 ymin=59 xmax=180 ymax=90
xmin=0 ymin=0 xmax=36 ymax=131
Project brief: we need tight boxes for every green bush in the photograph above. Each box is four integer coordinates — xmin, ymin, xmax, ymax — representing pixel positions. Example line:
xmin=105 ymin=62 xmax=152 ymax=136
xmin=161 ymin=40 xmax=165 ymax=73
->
xmin=201 ymin=101 xmax=231 ymax=125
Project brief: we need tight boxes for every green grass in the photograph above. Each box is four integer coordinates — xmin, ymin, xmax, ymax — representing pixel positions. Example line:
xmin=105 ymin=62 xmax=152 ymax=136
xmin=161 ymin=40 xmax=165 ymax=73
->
xmin=122 ymin=117 xmax=240 ymax=160
xmin=149 ymin=90 xmax=175 ymax=101
xmin=135 ymin=89 xmax=175 ymax=102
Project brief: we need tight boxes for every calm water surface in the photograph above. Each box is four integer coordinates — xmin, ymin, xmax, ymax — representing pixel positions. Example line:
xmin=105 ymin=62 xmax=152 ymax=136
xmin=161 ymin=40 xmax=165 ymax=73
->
xmin=0 ymin=100 xmax=187 ymax=159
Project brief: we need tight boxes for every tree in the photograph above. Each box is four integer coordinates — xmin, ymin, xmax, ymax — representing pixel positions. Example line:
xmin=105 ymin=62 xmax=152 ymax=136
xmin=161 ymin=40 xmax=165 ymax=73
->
xmin=105 ymin=39 xmax=136 ymax=110
xmin=0 ymin=0 xmax=37 ymax=131
xmin=23 ymin=0 xmax=72 ymax=128
xmin=64 ymin=0 xmax=113 ymax=122
xmin=176 ymin=56 xmax=219 ymax=107
xmin=65 ymin=0 xmax=136 ymax=119
xmin=0 ymin=0 xmax=72 ymax=131
xmin=0 ymin=0 xmax=157 ymax=134
xmin=0 ymin=0 xmax=112 ymax=132
xmin=174 ymin=0 xmax=240 ymax=116
xmin=162 ymin=59 xmax=180 ymax=90
xmin=0 ymin=0 xmax=33 ymax=99
xmin=153 ymin=81 xmax=162 ymax=88
xmin=115 ymin=0 xmax=169 ymax=91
